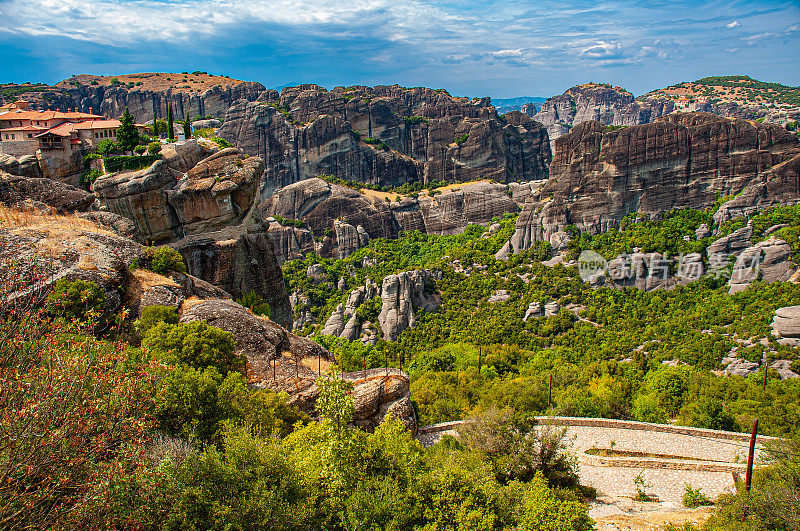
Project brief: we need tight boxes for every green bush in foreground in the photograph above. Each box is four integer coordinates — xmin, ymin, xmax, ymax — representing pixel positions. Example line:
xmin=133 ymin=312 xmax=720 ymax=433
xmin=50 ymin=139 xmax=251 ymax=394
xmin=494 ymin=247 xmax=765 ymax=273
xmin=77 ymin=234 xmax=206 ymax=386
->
xmin=143 ymin=321 xmax=243 ymax=376
xmin=46 ymin=278 xmax=105 ymax=321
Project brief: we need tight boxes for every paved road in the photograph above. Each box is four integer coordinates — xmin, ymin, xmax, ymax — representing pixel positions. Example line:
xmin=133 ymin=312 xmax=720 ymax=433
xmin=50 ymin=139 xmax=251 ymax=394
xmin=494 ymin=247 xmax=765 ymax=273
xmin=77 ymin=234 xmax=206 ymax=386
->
xmin=418 ymin=419 xmax=766 ymax=503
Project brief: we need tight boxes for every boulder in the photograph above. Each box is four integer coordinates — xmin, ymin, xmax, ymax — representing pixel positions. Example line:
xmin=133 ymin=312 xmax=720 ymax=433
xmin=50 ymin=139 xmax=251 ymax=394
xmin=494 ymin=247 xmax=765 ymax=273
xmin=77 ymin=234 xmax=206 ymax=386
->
xmin=0 ymin=154 xmax=41 ymax=179
xmin=728 ymin=238 xmax=795 ymax=294
xmin=78 ymin=211 xmax=137 ymax=238
xmin=0 ymin=173 xmax=94 ymax=213
xmin=544 ymin=301 xmax=561 ymax=317
xmin=180 ymin=298 xmax=332 ymax=378
xmin=524 ymin=301 xmax=543 ymax=321
xmin=165 ymin=148 xmax=263 ymax=235
xmin=488 ymin=290 xmax=510 ymax=303
xmin=772 ymin=305 xmax=800 ymax=339
xmin=92 ymin=159 xmax=180 ymax=242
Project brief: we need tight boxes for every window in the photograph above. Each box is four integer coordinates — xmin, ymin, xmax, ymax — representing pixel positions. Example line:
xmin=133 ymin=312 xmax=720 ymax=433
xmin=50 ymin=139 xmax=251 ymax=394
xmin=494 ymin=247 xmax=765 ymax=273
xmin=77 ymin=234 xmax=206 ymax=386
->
xmin=11 ymin=134 xmax=14 ymax=140
xmin=28 ymin=134 xmax=32 ymax=138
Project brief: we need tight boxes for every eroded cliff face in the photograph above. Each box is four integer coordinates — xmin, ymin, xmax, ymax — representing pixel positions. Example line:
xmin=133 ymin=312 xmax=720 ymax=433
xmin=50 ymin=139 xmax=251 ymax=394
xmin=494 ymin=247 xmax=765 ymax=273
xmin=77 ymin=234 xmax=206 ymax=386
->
xmin=509 ymin=112 xmax=800 ymax=252
xmin=92 ymin=139 xmax=293 ymax=329
xmin=533 ymin=83 xmax=676 ymax=144
xmin=218 ymin=84 xmax=552 ymax=195
xmin=261 ymin=177 xmax=536 ymax=261
xmin=13 ymin=81 xmax=265 ymax=122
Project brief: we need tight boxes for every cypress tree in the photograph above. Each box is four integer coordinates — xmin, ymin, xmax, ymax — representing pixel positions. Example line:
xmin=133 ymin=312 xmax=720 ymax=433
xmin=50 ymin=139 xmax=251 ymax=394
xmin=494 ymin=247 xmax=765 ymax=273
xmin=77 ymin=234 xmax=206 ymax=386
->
xmin=167 ymin=104 xmax=174 ymax=141
xmin=151 ymin=115 xmax=159 ymax=137
xmin=116 ymin=107 xmax=139 ymax=153
xmin=183 ymin=117 xmax=191 ymax=139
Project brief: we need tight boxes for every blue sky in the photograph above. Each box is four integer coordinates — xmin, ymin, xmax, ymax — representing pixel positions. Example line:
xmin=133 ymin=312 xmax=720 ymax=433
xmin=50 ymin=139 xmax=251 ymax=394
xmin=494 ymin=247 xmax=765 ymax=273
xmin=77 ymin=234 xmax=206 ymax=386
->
xmin=0 ymin=0 xmax=798 ymax=98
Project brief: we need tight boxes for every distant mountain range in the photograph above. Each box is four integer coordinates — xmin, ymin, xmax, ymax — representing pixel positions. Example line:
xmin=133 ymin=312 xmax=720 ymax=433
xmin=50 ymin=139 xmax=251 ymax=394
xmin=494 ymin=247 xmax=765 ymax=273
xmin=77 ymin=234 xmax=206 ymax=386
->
xmin=490 ymin=96 xmax=547 ymax=114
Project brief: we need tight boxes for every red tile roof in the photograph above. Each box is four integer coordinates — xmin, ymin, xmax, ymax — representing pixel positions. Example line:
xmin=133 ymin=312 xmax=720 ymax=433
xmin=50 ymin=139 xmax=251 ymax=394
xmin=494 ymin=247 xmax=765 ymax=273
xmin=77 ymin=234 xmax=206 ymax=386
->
xmin=0 ymin=110 xmax=104 ymax=122
xmin=34 ymin=123 xmax=76 ymax=137
xmin=73 ymin=120 xmax=122 ymax=129
xmin=0 ymin=125 xmax=47 ymax=133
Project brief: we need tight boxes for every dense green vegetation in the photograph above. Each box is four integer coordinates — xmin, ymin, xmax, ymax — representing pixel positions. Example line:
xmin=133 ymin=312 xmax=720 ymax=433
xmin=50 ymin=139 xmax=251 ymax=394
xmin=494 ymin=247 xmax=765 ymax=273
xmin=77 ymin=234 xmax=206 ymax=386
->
xmin=283 ymin=205 xmax=800 ymax=438
xmin=2 ymin=269 xmax=592 ymax=528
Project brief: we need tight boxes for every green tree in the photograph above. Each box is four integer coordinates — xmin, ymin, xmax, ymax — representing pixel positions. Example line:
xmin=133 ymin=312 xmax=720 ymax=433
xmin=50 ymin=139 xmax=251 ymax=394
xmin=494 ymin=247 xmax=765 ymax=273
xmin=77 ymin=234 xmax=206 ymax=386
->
xmin=167 ymin=104 xmax=175 ymax=141
xmin=116 ymin=107 xmax=139 ymax=152
xmin=96 ymin=139 xmax=118 ymax=156
xmin=182 ymin=117 xmax=191 ymax=139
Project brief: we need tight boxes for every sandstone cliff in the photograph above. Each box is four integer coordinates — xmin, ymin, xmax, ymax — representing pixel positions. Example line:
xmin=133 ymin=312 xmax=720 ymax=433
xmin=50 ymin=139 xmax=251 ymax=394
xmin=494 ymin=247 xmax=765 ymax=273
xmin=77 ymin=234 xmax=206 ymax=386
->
xmin=261 ymin=177 xmax=532 ymax=261
xmin=4 ymin=74 xmax=265 ymax=122
xmin=508 ymin=113 xmax=800 ymax=253
xmin=533 ymin=83 xmax=676 ymax=143
xmin=218 ymin=84 xmax=552 ymax=195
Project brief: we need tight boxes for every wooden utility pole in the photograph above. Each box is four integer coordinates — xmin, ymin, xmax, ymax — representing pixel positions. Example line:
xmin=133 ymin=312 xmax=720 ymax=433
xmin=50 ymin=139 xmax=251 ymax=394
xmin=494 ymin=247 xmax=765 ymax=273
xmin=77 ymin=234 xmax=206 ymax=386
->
xmin=477 ymin=347 xmax=482 ymax=375
xmin=548 ymin=373 xmax=553 ymax=409
xmin=745 ymin=418 xmax=759 ymax=491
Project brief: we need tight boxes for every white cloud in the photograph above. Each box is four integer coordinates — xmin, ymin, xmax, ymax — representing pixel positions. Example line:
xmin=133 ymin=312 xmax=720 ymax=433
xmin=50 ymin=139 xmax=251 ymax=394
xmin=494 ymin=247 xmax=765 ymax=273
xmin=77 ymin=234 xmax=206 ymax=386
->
xmin=580 ymin=41 xmax=623 ymax=59
xmin=491 ymin=49 xmax=523 ymax=58
xmin=726 ymin=21 xmax=740 ymax=29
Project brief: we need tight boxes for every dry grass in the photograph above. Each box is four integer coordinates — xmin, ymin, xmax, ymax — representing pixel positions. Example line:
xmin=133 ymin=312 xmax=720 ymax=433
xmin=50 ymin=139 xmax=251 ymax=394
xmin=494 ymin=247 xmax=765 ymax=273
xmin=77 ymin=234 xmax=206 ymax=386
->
xmin=0 ymin=205 xmax=111 ymax=238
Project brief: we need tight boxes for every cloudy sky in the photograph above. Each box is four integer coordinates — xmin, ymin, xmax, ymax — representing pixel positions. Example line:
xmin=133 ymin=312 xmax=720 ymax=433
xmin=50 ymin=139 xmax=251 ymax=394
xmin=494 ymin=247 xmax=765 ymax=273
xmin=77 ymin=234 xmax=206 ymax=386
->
xmin=1 ymin=0 xmax=798 ymax=98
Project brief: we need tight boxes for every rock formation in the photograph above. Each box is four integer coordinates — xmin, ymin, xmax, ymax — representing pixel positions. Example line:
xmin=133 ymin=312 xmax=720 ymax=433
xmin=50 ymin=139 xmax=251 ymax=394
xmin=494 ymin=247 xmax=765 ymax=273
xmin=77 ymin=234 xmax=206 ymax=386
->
xmin=219 ymin=84 xmax=551 ymax=196
xmin=506 ymin=113 xmax=800 ymax=254
xmin=262 ymin=177 xmax=528 ymax=261
xmin=533 ymin=83 xmax=676 ymax=143
xmin=0 ymin=172 xmax=94 ymax=213
xmin=378 ymin=270 xmax=440 ymax=340
xmin=7 ymin=77 xmax=265 ymax=123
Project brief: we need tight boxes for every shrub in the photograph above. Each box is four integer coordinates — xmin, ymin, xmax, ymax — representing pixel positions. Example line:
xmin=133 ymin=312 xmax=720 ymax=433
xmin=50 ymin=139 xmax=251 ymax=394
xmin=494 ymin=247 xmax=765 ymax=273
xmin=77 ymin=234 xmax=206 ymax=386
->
xmin=133 ymin=145 xmax=146 ymax=155
xmin=147 ymin=141 xmax=161 ymax=156
xmin=682 ymin=484 xmax=712 ymax=507
xmin=143 ymin=321 xmax=242 ymax=376
xmin=80 ymin=168 xmax=103 ymax=188
xmin=46 ymin=278 xmax=105 ymax=321
xmin=96 ymin=139 xmax=119 ymax=156
xmin=136 ymin=305 xmax=178 ymax=338
xmin=455 ymin=133 xmax=469 ymax=145
xmin=236 ymin=290 xmax=271 ymax=317
xmin=147 ymin=247 xmax=186 ymax=275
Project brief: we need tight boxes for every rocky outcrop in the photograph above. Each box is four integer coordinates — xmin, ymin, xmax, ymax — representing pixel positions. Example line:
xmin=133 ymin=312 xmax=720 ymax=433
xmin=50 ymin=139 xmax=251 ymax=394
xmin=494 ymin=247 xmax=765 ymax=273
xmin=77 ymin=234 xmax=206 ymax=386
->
xmin=379 ymin=270 xmax=440 ymax=340
xmin=262 ymin=178 xmax=399 ymax=251
xmin=181 ymin=298 xmax=331 ymax=376
xmin=772 ymin=306 xmax=800 ymax=342
xmin=92 ymin=140 xmax=251 ymax=243
xmin=263 ymin=177 xmax=525 ymax=261
xmin=0 ymin=173 xmax=94 ymax=213
xmin=92 ymin=159 xmax=181 ymax=242
xmin=713 ymin=153 xmax=800 ymax=224
xmin=219 ymin=84 xmax=551 ymax=195
xmin=533 ymin=83 xmax=676 ymax=143
xmin=728 ymin=238 xmax=795 ymax=294
xmin=166 ymin=148 xmax=263 ymax=235
xmin=173 ymin=225 xmax=293 ymax=330
xmin=0 ymin=154 xmax=41 ymax=179
xmin=507 ymin=113 xmax=800 ymax=253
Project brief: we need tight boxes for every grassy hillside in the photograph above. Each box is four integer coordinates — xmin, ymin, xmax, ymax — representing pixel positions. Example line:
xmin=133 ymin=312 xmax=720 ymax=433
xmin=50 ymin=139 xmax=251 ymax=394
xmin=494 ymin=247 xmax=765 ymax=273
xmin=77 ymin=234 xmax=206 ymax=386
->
xmin=643 ymin=75 xmax=800 ymax=107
